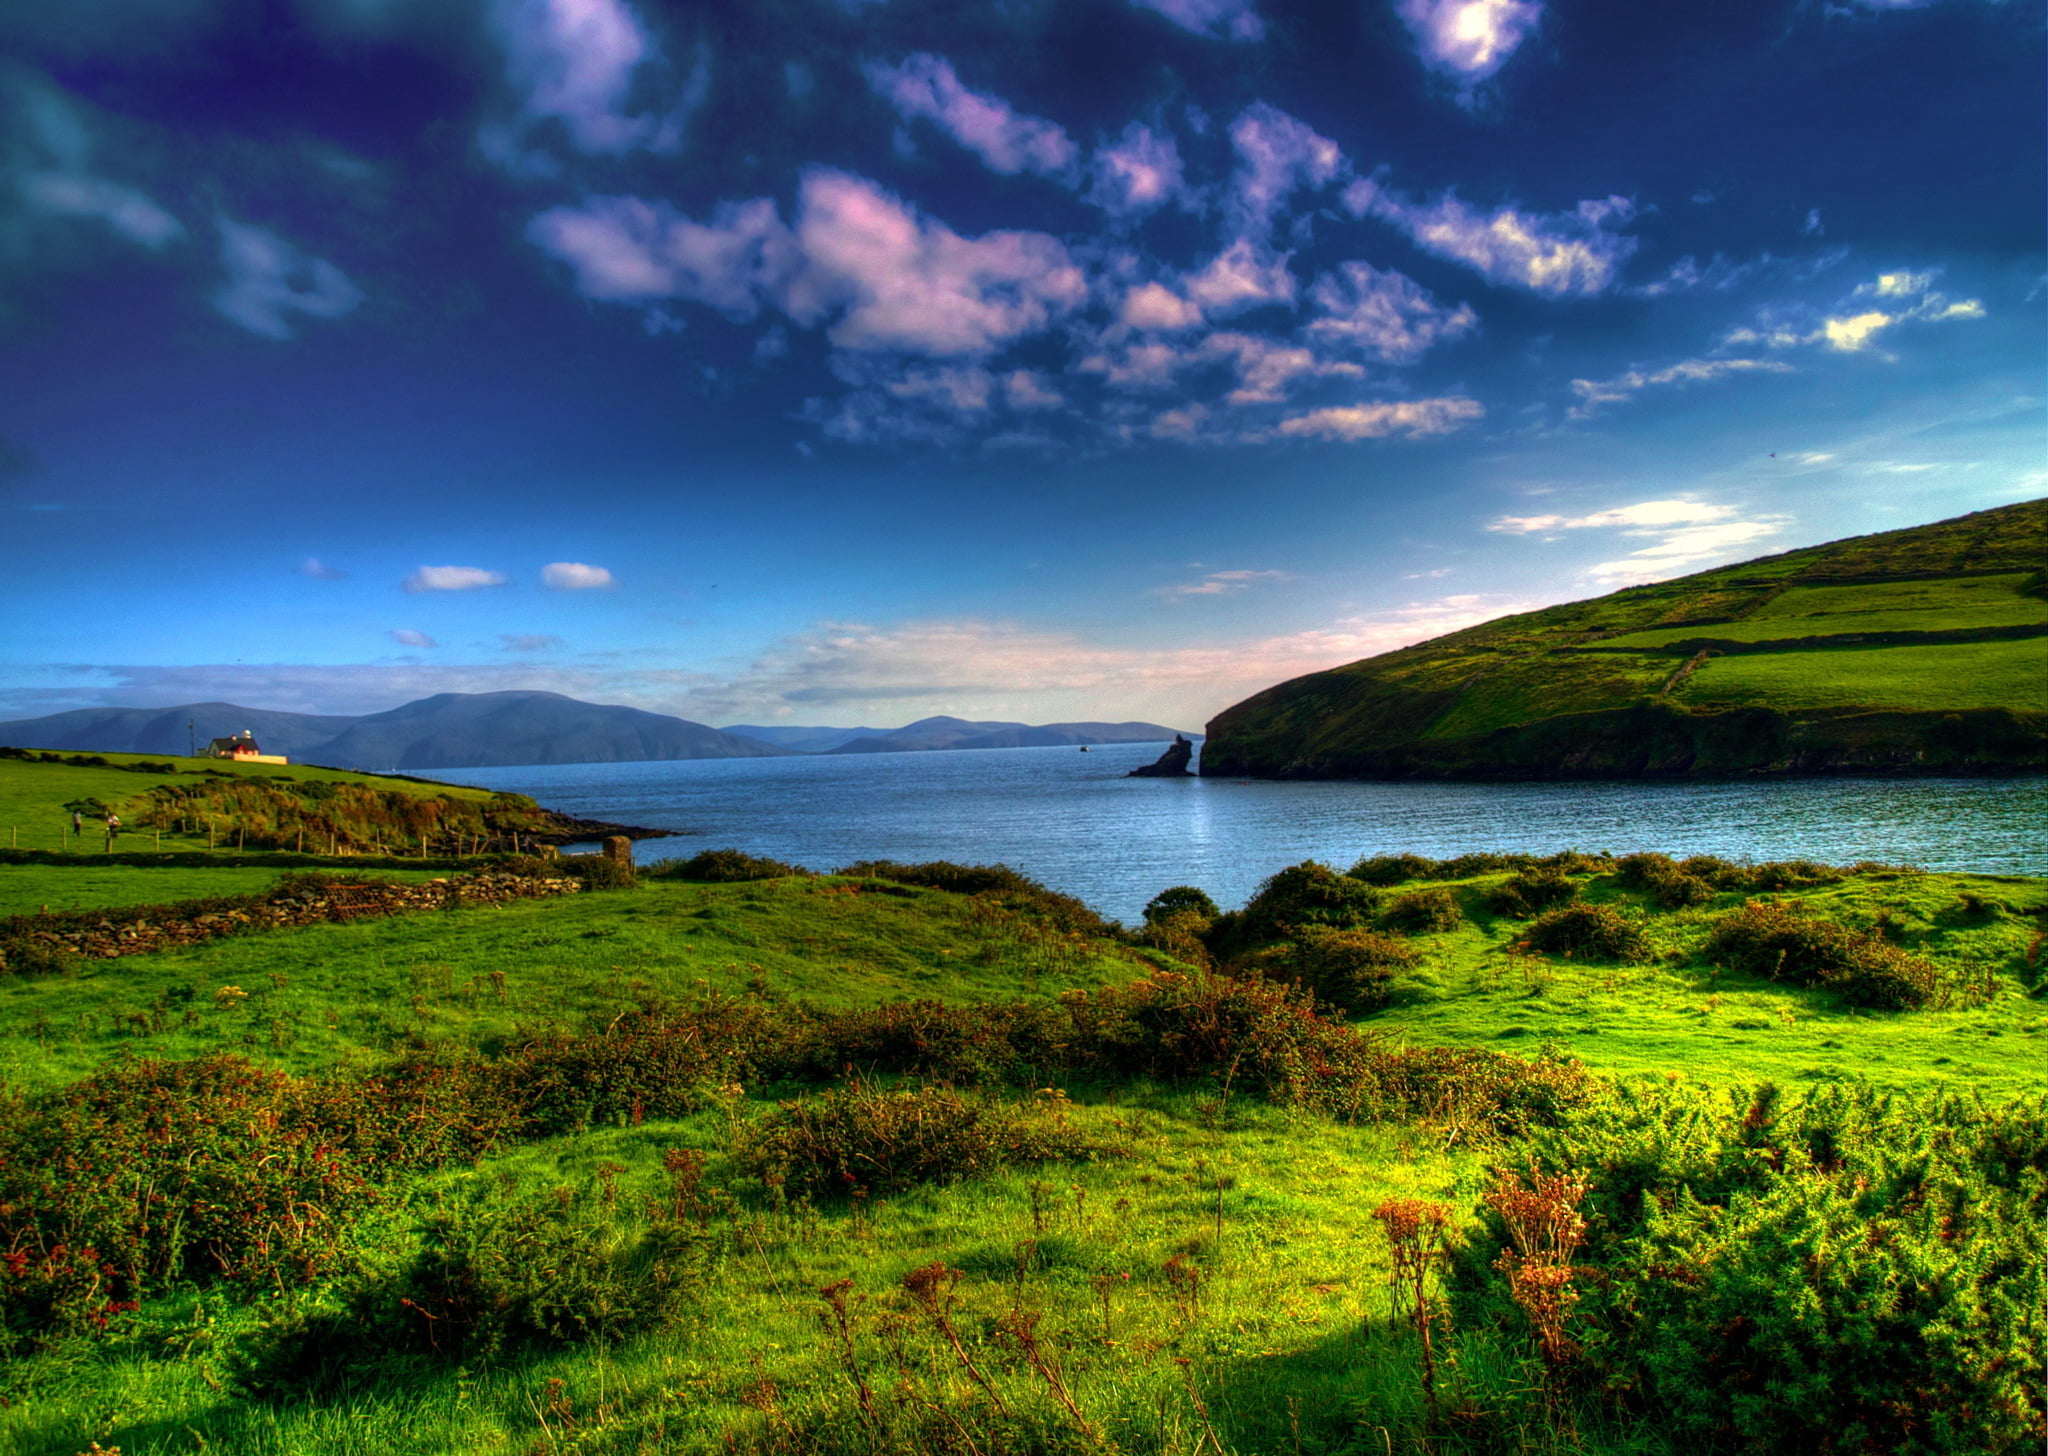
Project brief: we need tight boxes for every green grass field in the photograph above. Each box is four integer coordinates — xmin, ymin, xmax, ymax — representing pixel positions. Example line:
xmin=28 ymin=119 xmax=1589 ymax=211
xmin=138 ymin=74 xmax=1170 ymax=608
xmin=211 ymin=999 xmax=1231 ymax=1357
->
xmin=1674 ymin=636 xmax=2046 ymax=711
xmin=1592 ymin=572 xmax=2048 ymax=649
xmin=1 ymin=848 xmax=2042 ymax=1455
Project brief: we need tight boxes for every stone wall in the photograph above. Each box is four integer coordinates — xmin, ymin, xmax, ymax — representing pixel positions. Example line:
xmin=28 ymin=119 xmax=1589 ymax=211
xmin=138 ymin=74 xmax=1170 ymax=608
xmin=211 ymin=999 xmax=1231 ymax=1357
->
xmin=0 ymin=870 xmax=582 ymax=969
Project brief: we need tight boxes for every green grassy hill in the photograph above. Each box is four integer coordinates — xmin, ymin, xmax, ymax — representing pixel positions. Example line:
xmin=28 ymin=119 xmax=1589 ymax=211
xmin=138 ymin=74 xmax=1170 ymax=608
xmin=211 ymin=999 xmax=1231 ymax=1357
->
xmin=1201 ymin=498 xmax=2048 ymax=780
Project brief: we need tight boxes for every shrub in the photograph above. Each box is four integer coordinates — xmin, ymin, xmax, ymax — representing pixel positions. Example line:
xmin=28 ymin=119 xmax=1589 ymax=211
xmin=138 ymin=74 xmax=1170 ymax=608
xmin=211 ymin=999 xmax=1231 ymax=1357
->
xmin=1217 ymin=861 xmax=1381 ymax=958
xmin=1143 ymin=885 xmax=1219 ymax=925
xmin=1382 ymin=887 xmax=1465 ymax=935
xmin=231 ymin=1183 xmax=697 ymax=1397
xmin=737 ymin=1082 xmax=1093 ymax=1197
xmin=837 ymin=860 xmax=1112 ymax=935
xmin=564 ymin=854 xmax=637 ymax=891
xmin=1703 ymin=900 xmax=1944 ymax=1009
xmin=1485 ymin=867 xmax=1579 ymax=918
xmin=1453 ymin=1084 xmax=2048 ymax=1454
xmin=655 ymin=848 xmax=811 ymax=882
xmin=1244 ymin=927 xmax=1420 ymax=1014
xmin=1348 ymin=853 xmax=1437 ymax=887
xmin=1523 ymin=904 xmax=1652 ymax=962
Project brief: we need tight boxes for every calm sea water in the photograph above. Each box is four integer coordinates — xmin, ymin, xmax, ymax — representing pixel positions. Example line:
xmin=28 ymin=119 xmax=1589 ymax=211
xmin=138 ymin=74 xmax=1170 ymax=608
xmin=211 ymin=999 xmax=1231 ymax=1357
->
xmin=434 ymin=745 xmax=2048 ymax=925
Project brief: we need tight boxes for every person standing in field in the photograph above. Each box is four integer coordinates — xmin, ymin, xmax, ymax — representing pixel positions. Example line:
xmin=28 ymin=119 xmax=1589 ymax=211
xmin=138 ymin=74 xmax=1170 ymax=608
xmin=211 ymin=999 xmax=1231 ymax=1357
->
xmin=71 ymin=809 xmax=82 ymax=838
xmin=104 ymin=811 xmax=120 ymax=850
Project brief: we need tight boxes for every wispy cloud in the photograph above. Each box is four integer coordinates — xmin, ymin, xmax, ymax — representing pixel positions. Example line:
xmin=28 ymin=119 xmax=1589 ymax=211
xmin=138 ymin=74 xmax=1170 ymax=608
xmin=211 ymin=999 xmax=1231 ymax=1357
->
xmin=1090 ymin=123 xmax=1191 ymax=216
xmin=1488 ymin=496 xmax=1791 ymax=583
xmin=297 ymin=557 xmax=347 ymax=580
xmin=212 ymin=217 xmax=364 ymax=340
xmin=1721 ymin=269 xmax=1985 ymax=359
xmin=12 ymin=81 xmax=185 ymax=250
xmin=865 ymin=54 xmax=1076 ymax=178
xmin=1275 ymin=396 xmax=1484 ymax=442
xmin=501 ymin=633 xmax=563 ymax=651
xmin=482 ymin=0 xmax=701 ymax=172
xmin=388 ymin=628 xmax=437 ymax=648
xmin=1229 ymin=103 xmax=1344 ymax=236
xmin=1127 ymin=0 xmax=1266 ymax=42
xmin=1351 ymin=183 xmax=1638 ymax=296
xmin=541 ymin=561 xmax=615 ymax=589
xmin=404 ymin=565 xmax=508 ymax=592
xmin=1306 ymin=262 xmax=1477 ymax=364
xmin=1567 ymin=356 xmax=1795 ymax=420
xmin=1157 ymin=568 xmax=1294 ymax=597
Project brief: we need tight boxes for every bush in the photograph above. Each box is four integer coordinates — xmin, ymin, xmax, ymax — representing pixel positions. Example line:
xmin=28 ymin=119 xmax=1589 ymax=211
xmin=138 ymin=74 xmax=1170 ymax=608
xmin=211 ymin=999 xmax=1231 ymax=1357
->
xmin=1243 ymin=927 xmax=1420 ymax=1014
xmin=231 ymin=1183 xmax=697 ymax=1397
xmin=837 ymin=860 xmax=1112 ymax=935
xmin=737 ymin=1082 xmax=1093 ymax=1197
xmin=563 ymin=854 xmax=638 ymax=891
xmin=655 ymin=848 xmax=811 ymax=882
xmin=1523 ymin=903 xmax=1652 ymax=963
xmin=1217 ymin=861 xmax=1381 ymax=958
xmin=1381 ymin=887 xmax=1465 ymax=934
xmin=1485 ymin=867 xmax=1579 ymax=918
xmin=1703 ymin=900 xmax=1944 ymax=1009
xmin=1143 ymin=885 xmax=1219 ymax=925
xmin=1348 ymin=853 xmax=1437 ymax=886
xmin=1453 ymin=1084 xmax=2048 ymax=1454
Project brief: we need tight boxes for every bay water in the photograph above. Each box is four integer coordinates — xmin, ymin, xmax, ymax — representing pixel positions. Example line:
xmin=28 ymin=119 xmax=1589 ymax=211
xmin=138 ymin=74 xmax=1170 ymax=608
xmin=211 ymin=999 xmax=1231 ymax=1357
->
xmin=433 ymin=745 xmax=2046 ymax=924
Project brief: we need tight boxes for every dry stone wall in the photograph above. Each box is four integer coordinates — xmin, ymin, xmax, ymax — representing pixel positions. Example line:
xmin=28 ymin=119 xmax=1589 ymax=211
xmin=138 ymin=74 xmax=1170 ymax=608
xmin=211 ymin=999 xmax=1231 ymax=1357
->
xmin=1 ymin=870 xmax=582 ymax=969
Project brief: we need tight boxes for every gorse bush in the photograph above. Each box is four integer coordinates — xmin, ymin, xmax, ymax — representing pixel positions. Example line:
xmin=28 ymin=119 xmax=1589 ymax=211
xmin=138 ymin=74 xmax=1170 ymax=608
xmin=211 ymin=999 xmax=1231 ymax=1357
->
xmin=1214 ymin=861 xmax=1380 ymax=959
xmin=1141 ymin=886 xmax=1218 ymax=925
xmin=838 ymin=860 xmax=1113 ymax=935
xmin=654 ymin=848 xmax=812 ymax=882
xmin=1485 ymin=867 xmax=1580 ymax=918
xmin=1240 ymin=926 xmax=1419 ymax=1014
xmin=1522 ymin=904 xmax=1652 ymax=963
xmin=1704 ymin=899 xmax=1944 ymax=1008
xmin=737 ymin=1081 xmax=1094 ymax=1197
xmin=1612 ymin=852 xmax=1717 ymax=909
xmin=1453 ymin=1083 xmax=2048 ymax=1454
xmin=1348 ymin=853 xmax=1437 ymax=887
xmin=1381 ymin=887 xmax=1465 ymax=934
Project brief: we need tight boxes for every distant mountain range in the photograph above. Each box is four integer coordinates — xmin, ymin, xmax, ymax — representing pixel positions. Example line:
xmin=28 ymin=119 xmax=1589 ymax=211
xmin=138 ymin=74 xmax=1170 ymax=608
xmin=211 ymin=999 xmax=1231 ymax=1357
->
xmin=722 ymin=717 xmax=1194 ymax=755
xmin=0 ymin=694 xmax=1194 ymax=771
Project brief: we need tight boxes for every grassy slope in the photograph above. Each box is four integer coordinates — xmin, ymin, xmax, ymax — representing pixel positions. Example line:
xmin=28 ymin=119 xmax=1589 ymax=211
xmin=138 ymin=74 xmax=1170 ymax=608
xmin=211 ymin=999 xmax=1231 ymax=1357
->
xmin=1201 ymin=498 xmax=2048 ymax=779
xmin=0 ymin=753 xmax=495 ymax=855
xmin=1 ymin=859 xmax=2042 ymax=1454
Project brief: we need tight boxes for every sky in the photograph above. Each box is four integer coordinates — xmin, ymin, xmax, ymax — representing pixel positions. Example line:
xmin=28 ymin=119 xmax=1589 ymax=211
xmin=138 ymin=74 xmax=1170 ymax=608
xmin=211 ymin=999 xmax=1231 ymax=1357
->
xmin=1 ymin=0 xmax=2041 ymax=731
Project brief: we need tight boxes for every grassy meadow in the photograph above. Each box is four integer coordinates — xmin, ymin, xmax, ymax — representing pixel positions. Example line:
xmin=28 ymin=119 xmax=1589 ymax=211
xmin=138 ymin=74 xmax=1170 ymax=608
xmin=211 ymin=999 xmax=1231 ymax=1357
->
xmin=0 ymin=758 xmax=2044 ymax=1455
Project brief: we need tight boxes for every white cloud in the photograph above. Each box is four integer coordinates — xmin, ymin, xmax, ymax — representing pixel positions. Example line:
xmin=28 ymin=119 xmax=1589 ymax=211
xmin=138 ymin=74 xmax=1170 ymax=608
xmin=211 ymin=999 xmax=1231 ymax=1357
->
xmin=1486 ymin=496 xmax=1790 ymax=583
xmin=864 ymin=54 xmax=1076 ymax=178
xmin=1397 ymin=0 xmax=1542 ymax=82
xmin=1357 ymin=186 xmax=1638 ymax=296
xmin=1202 ymin=332 xmax=1363 ymax=405
xmin=1567 ymin=356 xmax=1795 ymax=420
xmin=1306 ymin=261 xmax=1477 ymax=364
xmin=1090 ymin=123 xmax=1190 ymax=215
xmin=298 ymin=557 xmax=347 ymax=580
xmin=526 ymin=195 xmax=796 ymax=314
xmin=541 ymin=561 xmax=615 ymax=589
xmin=1119 ymin=281 xmax=1204 ymax=332
xmin=21 ymin=173 xmax=184 ymax=249
xmin=501 ymin=633 xmax=562 ymax=651
xmin=1157 ymin=567 xmax=1293 ymax=597
xmin=485 ymin=0 xmax=691 ymax=166
xmin=1274 ymin=395 xmax=1485 ymax=442
xmin=212 ymin=217 xmax=364 ymax=340
xmin=1002 ymin=370 xmax=1065 ymax=411
xmin=1079 ymin=341 xmax=1192 ymax=392
xmin=792 ymin=171 xmax=1087 ymax=355
xmin=1721 ymin=269 xmax=1987 ymax=358
xmin=1229 ymin=103 xmax=1344 ymax=234
xmin=529 ymin=171 xmax=1086 ymax=358
xmin=1181 ymin=237 xmax=1297 ymax=317
xmin=388 ymin=629 xmax=437 ymax=648
xmin=1126 ymin=0 xmax=1266 ymax=42
xmin=404 ymin=565 xmax=508 ymax=592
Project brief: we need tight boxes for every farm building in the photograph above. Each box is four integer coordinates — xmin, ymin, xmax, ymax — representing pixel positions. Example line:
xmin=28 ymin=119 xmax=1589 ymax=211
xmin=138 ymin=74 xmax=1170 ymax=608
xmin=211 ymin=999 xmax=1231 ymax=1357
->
xmin=201 ymin=730 xmax=288 ymax=765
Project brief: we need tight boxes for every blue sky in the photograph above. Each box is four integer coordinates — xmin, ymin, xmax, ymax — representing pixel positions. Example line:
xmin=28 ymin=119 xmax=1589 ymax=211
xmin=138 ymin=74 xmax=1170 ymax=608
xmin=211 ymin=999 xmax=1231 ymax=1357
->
xmin=1 ymin=0 xmax=2040 ymax=729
